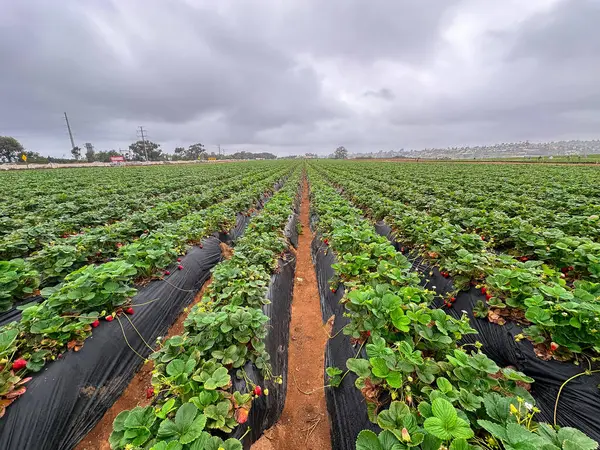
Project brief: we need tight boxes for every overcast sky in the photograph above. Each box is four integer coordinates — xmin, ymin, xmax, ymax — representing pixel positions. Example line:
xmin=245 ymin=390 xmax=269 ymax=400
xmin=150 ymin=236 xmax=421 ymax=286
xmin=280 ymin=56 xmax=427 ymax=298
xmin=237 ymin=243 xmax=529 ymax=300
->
xmin=2 ymin=0 xmax=599 ymax=157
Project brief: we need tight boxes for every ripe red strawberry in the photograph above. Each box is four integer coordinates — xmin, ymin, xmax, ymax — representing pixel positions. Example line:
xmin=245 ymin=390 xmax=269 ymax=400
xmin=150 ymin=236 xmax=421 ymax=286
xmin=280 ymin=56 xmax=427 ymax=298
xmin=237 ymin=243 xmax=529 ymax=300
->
xmin=146 ymin=388 xmax=154 ymax=399
xmin=178 ymin=265 xmax=184 ymax=270
xmin=331 ymin=288 xmax=337 ymax=294
xmin=91 ymin=320 xmax=100 ymax=328
xmin=254 ymin=385 xmax=262 ymax=396
xmin=520 ymin=256 xmax=528 ymax=262
xmin=164 ymin=270 xmax=171 ymax=276
xmin=568 ymin=266 xmax=574 ymax=272
xmin=450 ymin=297 xmax=456 ymax=303
xmin=12 ymin=359 xmax=27 ymax=371
xmin=481 ymin=286 xmax=487 ymax=294
xmin=485 ymin=293 xmax=492 ymax=300
xmin=365 ymin=331 xmax=371 ymax=337
xmin=481 ymin=235 xmax=485 ymax=240
xmin=125 ymin=307 xmax=134 ymax=315
xmin=323 ymin=238 xmax=329 ymax=245
xmin=561 ymin=267 xmax=569 ymax=273
xmin=550 ymin=342 xmax=559 ymax=351
xmin=177 ymin=257 xmax=182 ymax=262
xmin=105 ymin=315 xmax=114 ymax=322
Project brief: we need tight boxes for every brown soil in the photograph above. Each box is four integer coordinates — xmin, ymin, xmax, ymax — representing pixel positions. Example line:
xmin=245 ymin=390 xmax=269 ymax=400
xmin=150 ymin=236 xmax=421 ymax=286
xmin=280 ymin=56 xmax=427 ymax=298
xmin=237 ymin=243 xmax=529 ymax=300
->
xmin=75 ymin=279 xmax=213 ymax=450
xmin=252 ymin=178 xmax=331 ymax=450
xmin=220 ymin=241 xmax=234 ymax=260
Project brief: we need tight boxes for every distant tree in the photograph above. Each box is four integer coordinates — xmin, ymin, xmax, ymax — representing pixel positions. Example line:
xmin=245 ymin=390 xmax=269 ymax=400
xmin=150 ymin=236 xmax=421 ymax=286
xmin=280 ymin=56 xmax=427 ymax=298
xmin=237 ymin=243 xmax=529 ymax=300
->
xmin=94 ymin=150 xmax=122 ymax=163
xmin=129 ymin=140 xmax=163 ymax=161
xmin=334 ymin=146 xmax=348 ymax=159
xmin=173 ymin=147 xmax=186 ymax=160
xmin=228 ymin=151 xmax=276 ymax=160
xmin=172 ymin=143 xmax=206 ymax=160
xmin=84 ymin=143 xmax=95 ymax=162
xmin=187 ymin=143 xmax=206 ymax=160
xmin=0 ymin=136 xmax=24 ymax=163
xmin=71 ymin=146 xmax=81 ymax=160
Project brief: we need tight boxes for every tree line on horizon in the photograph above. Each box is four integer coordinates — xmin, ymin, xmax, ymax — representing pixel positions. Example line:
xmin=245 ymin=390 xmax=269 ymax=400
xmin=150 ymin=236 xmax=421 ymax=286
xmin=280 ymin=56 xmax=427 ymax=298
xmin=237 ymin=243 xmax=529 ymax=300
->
xmin=0 ymin=136 xmax=277 ymax=164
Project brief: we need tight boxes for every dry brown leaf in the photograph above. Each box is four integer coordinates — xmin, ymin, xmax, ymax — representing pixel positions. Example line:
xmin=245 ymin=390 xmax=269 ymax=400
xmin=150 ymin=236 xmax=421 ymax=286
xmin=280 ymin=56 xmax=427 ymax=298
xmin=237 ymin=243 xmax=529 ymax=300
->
xmin=324 ymin=315 xmax=335 ymax=337
xmin=5 ymin=387 xmax=26 ymax=399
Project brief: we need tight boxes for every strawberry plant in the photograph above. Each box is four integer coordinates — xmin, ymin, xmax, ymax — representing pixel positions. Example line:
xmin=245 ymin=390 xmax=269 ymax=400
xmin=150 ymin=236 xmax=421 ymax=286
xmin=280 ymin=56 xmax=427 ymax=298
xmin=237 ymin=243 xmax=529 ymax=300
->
xmin=314 ymin=161 xmax=600 ymax=357
xmin=0 ymin=259 xmax=39 ymax=311
xmin=104 ymin=167 xmax=302 ymax=446
xmin=0 ymin=164 xmax=293 ymax=310
xmin=306 ymin=166 xmax=598 ymax=450
xmin=118 ymin=232 xmax=180 ymax=278
xmin=109 ymin=402 xmax=243 ymax=450
xmin=0 ymin=162 xmax=300 ymax=417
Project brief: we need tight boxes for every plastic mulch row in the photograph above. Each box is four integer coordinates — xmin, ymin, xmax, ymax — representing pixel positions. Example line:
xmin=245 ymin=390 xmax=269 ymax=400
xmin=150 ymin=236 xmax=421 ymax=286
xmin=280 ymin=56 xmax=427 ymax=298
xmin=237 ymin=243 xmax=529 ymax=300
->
xmin=311 ymin=219 xmax=600 ymax=450
xmin=0 ymin=192 xmax=299 ymax=449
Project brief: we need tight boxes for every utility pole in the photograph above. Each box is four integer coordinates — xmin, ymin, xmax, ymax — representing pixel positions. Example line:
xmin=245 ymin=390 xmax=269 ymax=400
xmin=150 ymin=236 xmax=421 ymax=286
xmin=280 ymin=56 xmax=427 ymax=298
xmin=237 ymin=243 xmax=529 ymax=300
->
xmin=218 ymin=144 xmax=221 ymax=157
xmin=64 ymin=112 xmax=75 ymax=149
xmin=137 ymin=126 xmax=149 ymax=161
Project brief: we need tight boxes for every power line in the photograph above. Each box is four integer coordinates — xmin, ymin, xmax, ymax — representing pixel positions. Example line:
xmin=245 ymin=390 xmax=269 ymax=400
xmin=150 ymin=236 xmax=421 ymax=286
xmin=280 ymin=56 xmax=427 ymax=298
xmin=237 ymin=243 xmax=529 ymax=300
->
xmin=137 ymin=126 xmax=149 ymax=161
xmin=64 ymin=112 xmax=76 ymax=149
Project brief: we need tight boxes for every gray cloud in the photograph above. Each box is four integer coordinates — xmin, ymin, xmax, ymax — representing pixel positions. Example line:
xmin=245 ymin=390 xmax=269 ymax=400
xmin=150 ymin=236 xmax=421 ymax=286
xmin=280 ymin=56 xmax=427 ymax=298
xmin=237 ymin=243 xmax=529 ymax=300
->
xmin=1 ymin=0 xmax=599 ymax=156
xmin=363 ymin=88 xmax=395 ymax=101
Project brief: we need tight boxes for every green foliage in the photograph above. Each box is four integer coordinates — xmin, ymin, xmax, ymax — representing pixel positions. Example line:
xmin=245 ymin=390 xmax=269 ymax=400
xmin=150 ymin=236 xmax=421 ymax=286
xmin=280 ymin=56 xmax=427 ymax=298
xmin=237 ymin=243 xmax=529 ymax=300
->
xmin=306 ymin=165 xmax=598 ymax=450
xmin=129 ymin=139 xmax=164 ymax=161
xmin=105 ymin=166 xmax=302 ymax=447
xmin=0 ymin=162 xmax=300 ymax=418
xmin=314 ymin=160 xmax=600 ymax=354
xmin=0 ymin=136 xmax=24 ymax=163
xmin=0 ymin=259 xmax=39 ymax=311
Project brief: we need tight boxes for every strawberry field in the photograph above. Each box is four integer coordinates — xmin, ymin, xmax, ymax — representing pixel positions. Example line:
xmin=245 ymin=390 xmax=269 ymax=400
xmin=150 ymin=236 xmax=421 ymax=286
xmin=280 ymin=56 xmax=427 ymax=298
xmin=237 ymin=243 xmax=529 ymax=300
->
xmin=307 ymin=160 xmax=600 ymax=450
xmin=0 ymin=160 xmax=599 ymax=450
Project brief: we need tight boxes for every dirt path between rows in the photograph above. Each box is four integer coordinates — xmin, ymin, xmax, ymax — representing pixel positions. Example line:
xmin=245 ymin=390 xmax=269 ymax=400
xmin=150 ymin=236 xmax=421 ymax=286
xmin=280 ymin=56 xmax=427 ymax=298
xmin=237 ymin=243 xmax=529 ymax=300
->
xmin=76 ymin=181 xmax=332 ymax=450
xmin=75 ymin=279 xmax=213 ymax=450
xmin=253 ymin=178 xmax=331 ymax=450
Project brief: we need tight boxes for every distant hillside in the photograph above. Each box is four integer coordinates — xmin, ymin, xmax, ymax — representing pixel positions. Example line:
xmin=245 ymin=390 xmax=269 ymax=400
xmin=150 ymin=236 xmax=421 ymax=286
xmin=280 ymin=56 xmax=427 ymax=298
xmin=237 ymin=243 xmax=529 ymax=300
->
xmin=350 ymin=140 xmax=600 ymax=160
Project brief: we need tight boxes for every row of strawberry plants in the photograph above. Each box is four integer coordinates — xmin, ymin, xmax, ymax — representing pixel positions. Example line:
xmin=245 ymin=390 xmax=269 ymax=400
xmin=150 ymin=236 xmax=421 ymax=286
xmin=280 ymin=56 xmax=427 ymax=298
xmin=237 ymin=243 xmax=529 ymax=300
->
xmin=313 ymin=163 xmax=600 ymax=357
xmin=307 ymin=167 xmax=598 ymax=450
xmin=0 ymin=164 xmax=232 ymax=241
xmin=0 ymin=165 xmax=238 ymax=258
xmin=322 ymin=162 xmax=600 ymax=280
xmin=107 ymin=167 xmax=302 ymax=450
xmin=335 ymin=161 xmax=600 ymax=238
xmin=0 ymin=165 xmax=290 ymax=311
xmin=0 ymin=173 xmax=227 ymax=259
xmin=0 ymin=163 xmax=247 ymax=216
xmin=0 ymin=164 xmax=299 ymax=415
